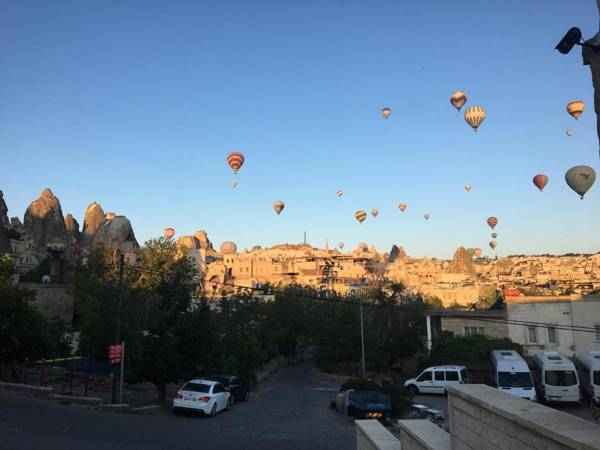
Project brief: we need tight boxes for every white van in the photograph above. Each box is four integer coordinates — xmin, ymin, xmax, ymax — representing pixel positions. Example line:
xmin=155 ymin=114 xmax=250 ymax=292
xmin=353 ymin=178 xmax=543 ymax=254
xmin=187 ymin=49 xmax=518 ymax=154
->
xmin=575 ymin=351 xmax=600 ymax=404
xmin=531 ymin=352 xmax=580 ymax=404
xmin=404 ymin=366 xmax=470 ymax=395
xmin=490 ymin=350 xmax=535 ymax=400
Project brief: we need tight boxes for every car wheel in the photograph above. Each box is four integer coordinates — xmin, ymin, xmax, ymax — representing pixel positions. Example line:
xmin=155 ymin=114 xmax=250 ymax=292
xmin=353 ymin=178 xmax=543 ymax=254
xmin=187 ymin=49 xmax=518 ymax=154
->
xmin=408 ymin=385 xmax=419 ymax=396
xmin=210 ymin=403 xmax=217 ymax=417
xmin=244 ymin=391 xmax=249 ymax=402
xmin=226 ymin=397 xmax=233 ymax=411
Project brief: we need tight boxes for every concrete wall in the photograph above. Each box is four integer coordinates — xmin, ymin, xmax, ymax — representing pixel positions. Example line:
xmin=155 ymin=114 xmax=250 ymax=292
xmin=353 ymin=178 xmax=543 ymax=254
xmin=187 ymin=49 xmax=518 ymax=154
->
xmin=448 ymin=384 xmax=600 ymax=450
xmin=440 ymin=315 xmax=508 ymax=339
xmin=23 ymin=283 xmax=73 ymax=324
xmin=397 ymin=420 xmax=450 ymax=450
xmin=355 ymin=420 xmax=399 ymax=450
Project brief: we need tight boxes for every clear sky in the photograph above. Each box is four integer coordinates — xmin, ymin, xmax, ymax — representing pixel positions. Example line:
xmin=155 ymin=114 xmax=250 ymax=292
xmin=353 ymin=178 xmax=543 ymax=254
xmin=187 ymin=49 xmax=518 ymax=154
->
xmin=1 ymin=0 xmax=599 ymax=258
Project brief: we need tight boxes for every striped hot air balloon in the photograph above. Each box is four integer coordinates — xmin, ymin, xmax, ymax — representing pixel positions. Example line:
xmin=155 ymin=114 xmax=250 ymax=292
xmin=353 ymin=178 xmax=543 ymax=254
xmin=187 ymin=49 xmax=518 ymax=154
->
xmin=336 ymin=189 xmax=344 ymax=198
xmin=381 ymin=107 xmax=391 ymax=119
xmin=371 ymin=208 xmax=379 ymax=218
xmin=532 ymin=174 xmax=548 ymax=192
xmin=272 ymin=200 xmax=285 ymax=215
xmin=567 ymin=101 xmax=585 ymax=120
xmin=164 ymin=227 xmax=175 ymax=240
xmin=474 ymin=248 xmax=482 ymax=257
xmin=489 ymin=240 xmax=497 ymax=250
xmin=464 ymin=184 xmax=472 ymax=192
xmin=464 ymin=105 xmax=486 ymax=131
xmin=355 ymin=210 xmax=367 ymax=223
xmin=565 ymin=165 xmax=596 ymax=199
xmin=450 ymin=91 xmax=467 ymax=111
xmin=398 ymin=203 xmax=407 ymax=212
xmin=487 ymin=216 xmax=498 ymax=229
xmin=227 ymin=152 xmax=245 ymax=174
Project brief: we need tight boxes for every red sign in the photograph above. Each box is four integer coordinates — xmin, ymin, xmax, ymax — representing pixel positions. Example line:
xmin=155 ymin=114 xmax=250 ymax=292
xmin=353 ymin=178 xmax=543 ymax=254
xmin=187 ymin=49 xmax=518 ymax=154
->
xmin=108 ymin=344 xmax=123 ymax=364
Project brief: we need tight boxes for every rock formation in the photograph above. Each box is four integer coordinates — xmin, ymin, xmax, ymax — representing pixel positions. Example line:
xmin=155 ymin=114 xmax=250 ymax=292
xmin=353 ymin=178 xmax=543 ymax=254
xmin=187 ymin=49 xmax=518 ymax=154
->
xmin=0 ymin=191 xmax=9 ymax=230
xmin=447 ymin=246 xmax=476 ymax=276
xmin=22 ymin=188 xmax=69 ymax=255
xmin=193 ymin=230 xmax=214 ymax=250
xmin=92 ymin=215 xmax=139 ymax=257
xmin=64 ymin=213 xmax=80 ymax=242
xmin=176 ymin=235 xmax=200 ymax=250
xmin=0 ymin=191 xmax=11 ymax=253
xmin=82 ymin=202 xmax=105 ymax=247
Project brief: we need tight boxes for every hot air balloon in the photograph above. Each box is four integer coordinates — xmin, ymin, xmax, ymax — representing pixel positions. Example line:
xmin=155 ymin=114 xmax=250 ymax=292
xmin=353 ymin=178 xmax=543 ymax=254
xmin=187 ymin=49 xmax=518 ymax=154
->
xmin=227 ymin=151 xmax=245 ymax=174
xmin=336 ymin=189 xmax=344 ymax=198
xmin=424 ymin=213 xmax=430 ymax=221
xmin=474 ymin=248 xmax=482 ymax=257
xmin=487 ymin=217 xmax=498 ymax=229
xmin=231 ymin=180 xmax=238 ymax=188
xmin=567 ymin=101 xmax=585 ymax=120
xmin=464 ymin=184 xmax=472 ymax=192
xmin=272 ymin=200 xmax=285 ymax=215
xmin=492 ymin=232 xmax=497 ymax=239
xmin=464 ymin=105 xmax=486 ymax=131
xmin=566 ymin=129 xmax=574 ymax=137
xmin=398 ymin=203 xmax=407 ymax=212
xmin=489 ymin=240 xmax=497 ymax=250
xmin=533 ymin=174 xmax=548 ymax=192
xmin=565 ymin=165 xmax=596 ymax=199
xmin=164 ymin=227 xmax=175 ymax=240
xmin=371 ymin=208 xmax=379 ymax=218
xmin=450 ymin=91 xmax=467 ymax=111
xmin=355 ymin=210 xmax=367 ymax=223
xmin=381 ymin=108 xmax=391 ymax=119
xmin=338 ymin=242 xmax=344 ymax=249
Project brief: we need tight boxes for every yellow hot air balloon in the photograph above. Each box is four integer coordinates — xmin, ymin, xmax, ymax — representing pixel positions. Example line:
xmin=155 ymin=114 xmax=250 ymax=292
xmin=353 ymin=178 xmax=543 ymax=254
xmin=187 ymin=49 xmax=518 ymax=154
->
xmin=398 ymin=203 xmax=407 ymax=212
xmin=464 ymin=183 xmax=472 ymax=192
xmin=272 ymin=200 xmax=285 ymax=215
xmin=371 ymin=208 xmax=379 ymax=218
xmin=450 ymin=91 xmax=467 ymax=111
xmin=567 ymin=101 xmax=585 ymax=120
xmin=464 ymin=105 xmax=486 ymax=131
xmin=355 ymin=210 xmax=367 ymax=223
xmin=381 ymin=108 xmax=391 ymax=119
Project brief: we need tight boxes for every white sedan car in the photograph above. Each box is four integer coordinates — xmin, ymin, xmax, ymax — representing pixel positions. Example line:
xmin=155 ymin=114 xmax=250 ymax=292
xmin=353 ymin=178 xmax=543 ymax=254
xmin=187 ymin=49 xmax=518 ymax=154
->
xmin=173 ymin=379 xmax=232 ymax=416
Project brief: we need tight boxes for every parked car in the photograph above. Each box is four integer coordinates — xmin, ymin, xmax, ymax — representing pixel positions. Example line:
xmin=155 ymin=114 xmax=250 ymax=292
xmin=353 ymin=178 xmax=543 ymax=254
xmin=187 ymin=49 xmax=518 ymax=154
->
xmin=490 ymin=350 xmax=536 ymax=400
xmin=531 ymin=352 xmax=580 ymax=404
xmin=575 ymin=351 xmax=600 ymax=404
xmin=347 ymin=390 xmax=392 ymax=419
xmin=424 ymin=408 xmax=445 ymax=426
xmin=208 ymin=375 xmax=250 ymax=402
xmin=173 ymin=379 xmax=232 ymax=416
xmin=407 ymin=404 xmax=429 ymax=419
xmin=404 ymin=365 xmax=470 ymax=395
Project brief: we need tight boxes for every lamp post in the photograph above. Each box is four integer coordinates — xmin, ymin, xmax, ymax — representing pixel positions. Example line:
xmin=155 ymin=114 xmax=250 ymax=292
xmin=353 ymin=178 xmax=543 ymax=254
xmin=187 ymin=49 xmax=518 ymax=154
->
xmin=359 ymin=297 xmax=366 ymax=379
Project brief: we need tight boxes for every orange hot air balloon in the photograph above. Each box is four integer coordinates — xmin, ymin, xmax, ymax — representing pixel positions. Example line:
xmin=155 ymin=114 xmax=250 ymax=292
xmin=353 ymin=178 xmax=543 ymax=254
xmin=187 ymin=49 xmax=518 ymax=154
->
xmin=450 ymin=91 xmax=467 ymax=111
xmin=355 ymin=210 xmax=367 ymax=223
xmin=398 ymin=203 xmax=407 ymax=212
xmin=533 ymin=174 xmax=548 ymax=192
xmin=424 ymin=213 xmax=430 ymax=221
xmin=227 ymin=152 xmax=245 ymax=174
xmin=474 ymin=248 xmax=482 ymax=257
xmin=487 ymin=216 xmax=498 ymax=229
xmin=489 ymin=240 xmax=497 ymax=250
xmin=464 ymin=105 xmax=486 ymax=131
xmin=164 ymin=227 xmax=175 ymax=240
xmin=567 ymin=101 xmax=585 ymax=120
xmin=381 ymin=108 xmax=391 ymax=119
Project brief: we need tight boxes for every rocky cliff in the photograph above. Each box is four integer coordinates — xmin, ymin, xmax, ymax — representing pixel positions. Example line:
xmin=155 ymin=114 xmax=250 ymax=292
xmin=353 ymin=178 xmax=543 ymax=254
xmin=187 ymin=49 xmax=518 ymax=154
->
xmin=22 ymin=188 xmax=69 ymax=254
xmin=92 ymin=215 xmax=139 ymax=256
xmin=82 ymin=202 xmax=105 ymax=247
xmin=64 ymin=213 xmax=81 ymax=243
xmin=447 ymin=246 xmax=476 ymax=276
xmin=0 ymin=191 xmax=11 ymax=253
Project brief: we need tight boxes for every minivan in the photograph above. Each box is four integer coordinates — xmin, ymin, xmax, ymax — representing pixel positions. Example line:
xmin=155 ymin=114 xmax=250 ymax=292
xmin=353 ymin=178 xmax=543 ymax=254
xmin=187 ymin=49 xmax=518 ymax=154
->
xmin=404 ymin=365 xmax=470 ymax=395
xmin=490 ymin=350 xmax=535 ymax=400
xmin=531 ymin=352 xmax=580 ymax=404
xmin=575 ymin=351 xmax=600 ymax=404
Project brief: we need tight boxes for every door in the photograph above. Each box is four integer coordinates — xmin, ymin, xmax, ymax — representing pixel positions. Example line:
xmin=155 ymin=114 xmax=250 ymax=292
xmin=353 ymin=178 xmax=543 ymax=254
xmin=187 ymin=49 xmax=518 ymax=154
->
xmin=445 ymin=370 xmax=461 ymax=390
xmin=432 ymin=370 xmax=446 ymax=393
xmin=213 ymin=383 xmax=226 ymax=410
xmin=415 ymin=370 xmax=434 ymax=393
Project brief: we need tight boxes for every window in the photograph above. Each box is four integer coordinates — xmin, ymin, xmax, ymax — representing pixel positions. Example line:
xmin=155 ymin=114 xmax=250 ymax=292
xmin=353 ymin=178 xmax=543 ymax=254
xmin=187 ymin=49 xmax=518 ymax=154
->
xmin=594 ymin=371 xmax=600 ymax=386
xmin=547 ymin=327 xmax=558 ymax=344
xmin=527 ymin=327 xmax=537 ymax=344
xmin=445 ymin=371 xmax=459 ymax=381
xmin=595 ymin=325 xmax=600 ymax=342
xmin=416 ymin=371 xmax=432 ymax=382
xmin=212 ymin=383 xmax=224 ymax=393
xmin=181 ymin=383 xmax=210 ymax=393
xmin=464 ymin=327 xmax=484 ymax=336
xmin=434 ymin=371 xmax=445 ymax=381
xmin=498 ymin=372 xmax=533 ymax=388
xmin=545 ymin=370 xmax=577 ymax=387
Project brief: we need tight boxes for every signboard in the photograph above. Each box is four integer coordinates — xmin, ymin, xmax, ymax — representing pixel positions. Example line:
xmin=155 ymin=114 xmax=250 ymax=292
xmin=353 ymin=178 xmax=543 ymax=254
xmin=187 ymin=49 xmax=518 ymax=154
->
xmin=108 ymin=344 xmax=123 ymax=364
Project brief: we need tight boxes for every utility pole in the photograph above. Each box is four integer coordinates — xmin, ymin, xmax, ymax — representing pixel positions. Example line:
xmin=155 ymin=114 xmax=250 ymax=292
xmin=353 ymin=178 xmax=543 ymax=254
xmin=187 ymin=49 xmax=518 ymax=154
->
xmin=111 ymin=252 xmax=125 ymax=404
xmin=359 ymin=297 xmax=366 ymax=379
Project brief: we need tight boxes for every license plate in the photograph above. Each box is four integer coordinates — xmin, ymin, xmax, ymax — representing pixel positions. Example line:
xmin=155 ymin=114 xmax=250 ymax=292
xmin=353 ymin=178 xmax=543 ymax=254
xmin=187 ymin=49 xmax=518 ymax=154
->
xmin=184 ymin=397 xmax=193 ymax=401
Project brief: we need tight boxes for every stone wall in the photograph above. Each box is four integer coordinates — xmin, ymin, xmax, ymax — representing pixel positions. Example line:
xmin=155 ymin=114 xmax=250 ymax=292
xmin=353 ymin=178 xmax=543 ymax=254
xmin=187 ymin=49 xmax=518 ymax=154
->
xmin=22 ymin=283 xmax=73 ymax=324
xmin=355 ymin=420 xmax=399 ymax=450
xmin=448 ymin=384 xmax=600 ymax=450
xmin=397 ymin=420 xmax=450 ymax=450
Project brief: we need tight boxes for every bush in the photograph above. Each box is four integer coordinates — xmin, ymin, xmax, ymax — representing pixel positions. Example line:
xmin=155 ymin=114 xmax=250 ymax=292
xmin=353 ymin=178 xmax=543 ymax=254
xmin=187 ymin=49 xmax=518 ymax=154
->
xmin=340 ymin=377 xmax=380 ymax=392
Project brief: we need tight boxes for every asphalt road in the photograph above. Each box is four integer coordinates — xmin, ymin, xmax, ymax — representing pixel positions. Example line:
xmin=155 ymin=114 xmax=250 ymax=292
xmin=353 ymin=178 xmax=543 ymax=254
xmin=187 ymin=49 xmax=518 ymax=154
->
xmin=0 ymin=361 xmax=355 ymax=450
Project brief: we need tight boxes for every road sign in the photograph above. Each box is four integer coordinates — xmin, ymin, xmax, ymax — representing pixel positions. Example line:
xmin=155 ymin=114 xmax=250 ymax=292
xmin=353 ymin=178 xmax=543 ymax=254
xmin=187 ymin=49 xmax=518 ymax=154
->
xmin=108 ymin=344 xmax=123 ymax=364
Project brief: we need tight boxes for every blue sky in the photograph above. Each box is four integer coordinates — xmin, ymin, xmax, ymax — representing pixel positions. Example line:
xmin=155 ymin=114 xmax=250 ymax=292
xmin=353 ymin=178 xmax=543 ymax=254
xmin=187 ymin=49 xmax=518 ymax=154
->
xmin=1 ymin=0 xmax=599 ymax=258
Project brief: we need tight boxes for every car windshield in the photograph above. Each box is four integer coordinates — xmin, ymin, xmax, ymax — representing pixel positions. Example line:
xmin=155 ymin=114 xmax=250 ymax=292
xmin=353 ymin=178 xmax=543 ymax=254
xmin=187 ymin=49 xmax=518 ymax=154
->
xmin=594 ymin=371 xmax=600 ymax=386
xmin=545 ymin=370 xmax=577 ymax=386
xmin=181 ymin=382 xmax=210 ymax=393
xmin=498 ymin=372 xmax=533 ymax=388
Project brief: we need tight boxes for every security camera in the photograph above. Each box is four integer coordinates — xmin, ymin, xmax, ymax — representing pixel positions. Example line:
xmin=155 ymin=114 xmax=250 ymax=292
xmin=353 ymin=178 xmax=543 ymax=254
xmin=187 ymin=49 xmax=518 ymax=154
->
xmin=555 ymin=27 xmax=583 ymax=54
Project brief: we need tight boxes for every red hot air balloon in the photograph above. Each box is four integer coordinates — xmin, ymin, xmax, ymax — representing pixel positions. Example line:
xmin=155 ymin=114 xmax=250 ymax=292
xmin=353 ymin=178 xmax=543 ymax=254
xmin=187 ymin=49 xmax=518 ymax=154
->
xmin=487 ymin=217 xmax=498 ymax=229
xmin=227 ymin=152 xmax=245 ymax=174
xmin=164 ymin=227 xmax=175 ymax=240
xmin=474 ymin=248 xmax=482 ymax=257
xmin=533 ymin=174 xmax=548 ymax=192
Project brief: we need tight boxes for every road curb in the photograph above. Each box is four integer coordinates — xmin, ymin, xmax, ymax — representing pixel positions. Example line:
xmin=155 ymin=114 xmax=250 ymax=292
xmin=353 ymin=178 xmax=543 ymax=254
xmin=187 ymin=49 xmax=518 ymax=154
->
xmin=0 ymin=381 xmax=54 ymax=397
xmin=97 ymin=403 xmax=130 ymax=412
xmin=129 ymin=405 xmax=160 ymax=415
xmin=49 ymin=394 xmax=102 ymax=406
